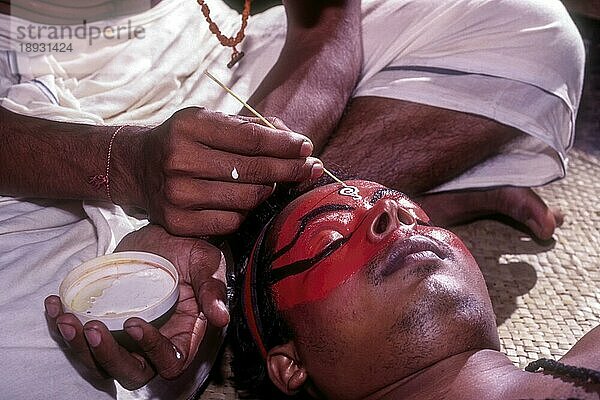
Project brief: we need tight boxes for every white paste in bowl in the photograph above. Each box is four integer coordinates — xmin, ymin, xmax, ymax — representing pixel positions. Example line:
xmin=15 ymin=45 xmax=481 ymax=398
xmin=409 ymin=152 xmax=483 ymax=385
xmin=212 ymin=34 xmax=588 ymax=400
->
xmin=60 ymin=252 xmax=179 ymax=331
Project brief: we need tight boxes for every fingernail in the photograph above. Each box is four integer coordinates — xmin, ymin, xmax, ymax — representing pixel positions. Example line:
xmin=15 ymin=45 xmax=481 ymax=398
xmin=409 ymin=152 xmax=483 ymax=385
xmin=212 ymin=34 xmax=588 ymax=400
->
xmin=300 ymin=140 xmax=313 ymax=157
xmin=125 ymin=325 xmax=144 ymax=341
xmin=46 ymin=302 xmax=59 ymax=318
xmin=57 ymin=323 xmax=76 ymax=342
xmin=216 ymin=300 xmax=230 ymax=326
xmin=311 ymin=162 xmax=324 ymax=180
xmin=525 ymin=218 xmax=542 ymax=239
xmin=216 ymin=299 xmax=228 ymax=314
xmin=84 ymin=328 xmax=102 ymax=348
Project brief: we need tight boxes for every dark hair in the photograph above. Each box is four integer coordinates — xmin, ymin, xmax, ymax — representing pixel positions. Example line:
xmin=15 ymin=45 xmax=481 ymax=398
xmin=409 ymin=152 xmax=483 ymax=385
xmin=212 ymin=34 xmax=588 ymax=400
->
xmin=227 ymin=176 xmax=344 ymax=398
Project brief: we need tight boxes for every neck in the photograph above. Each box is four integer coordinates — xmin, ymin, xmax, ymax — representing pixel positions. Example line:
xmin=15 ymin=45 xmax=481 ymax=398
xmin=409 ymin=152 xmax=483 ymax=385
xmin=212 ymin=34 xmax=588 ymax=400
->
xmin=0 ymin=0 xmax=163 ymax=24
xmin=364 ymin=349 xmax=520 ymax=400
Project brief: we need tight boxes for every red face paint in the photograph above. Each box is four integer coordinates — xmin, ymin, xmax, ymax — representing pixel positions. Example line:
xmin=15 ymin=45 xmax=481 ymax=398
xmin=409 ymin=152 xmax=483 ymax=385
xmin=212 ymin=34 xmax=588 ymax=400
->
xmin=268 ymin=180 xmax=431 ymax=310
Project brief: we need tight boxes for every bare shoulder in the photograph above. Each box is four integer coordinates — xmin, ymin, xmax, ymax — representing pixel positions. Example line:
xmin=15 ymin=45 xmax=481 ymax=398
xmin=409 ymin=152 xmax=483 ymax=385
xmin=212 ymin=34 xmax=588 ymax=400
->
xmin=559 ymin=325 xmax=600 ymax=369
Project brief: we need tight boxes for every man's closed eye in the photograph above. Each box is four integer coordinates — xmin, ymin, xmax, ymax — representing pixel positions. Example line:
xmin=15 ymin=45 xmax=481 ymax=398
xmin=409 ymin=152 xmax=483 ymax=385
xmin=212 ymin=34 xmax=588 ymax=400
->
xmin=307 ymin=230 xmax=345 ymax=258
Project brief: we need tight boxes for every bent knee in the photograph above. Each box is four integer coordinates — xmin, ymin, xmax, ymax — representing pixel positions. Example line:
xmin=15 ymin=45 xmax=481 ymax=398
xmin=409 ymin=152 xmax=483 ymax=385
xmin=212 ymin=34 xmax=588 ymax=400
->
xmin=515 ymin=0 xmax=586 ymax=103
xmin=499 ymin=0 xmax=585 ymax=74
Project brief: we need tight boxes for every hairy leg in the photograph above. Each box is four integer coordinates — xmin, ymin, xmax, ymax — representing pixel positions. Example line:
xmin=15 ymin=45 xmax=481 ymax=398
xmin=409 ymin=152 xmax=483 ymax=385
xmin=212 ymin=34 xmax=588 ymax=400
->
xmin=319 ymin=96 xmax=561 ymax=239
xmin=319 ymin=96 xmax=520 ymax=195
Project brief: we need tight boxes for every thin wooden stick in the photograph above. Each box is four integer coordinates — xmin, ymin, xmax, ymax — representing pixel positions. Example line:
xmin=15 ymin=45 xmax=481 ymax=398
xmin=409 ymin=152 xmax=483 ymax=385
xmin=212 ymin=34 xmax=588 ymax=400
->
xmin=203 ymin=70 xmax=347 ymax=187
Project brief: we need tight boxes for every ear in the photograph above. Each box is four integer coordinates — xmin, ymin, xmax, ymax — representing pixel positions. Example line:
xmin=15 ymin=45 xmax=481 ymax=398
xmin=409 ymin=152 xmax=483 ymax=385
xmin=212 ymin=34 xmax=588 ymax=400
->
xmin=267 ymin=341 xmax=308 ymax=395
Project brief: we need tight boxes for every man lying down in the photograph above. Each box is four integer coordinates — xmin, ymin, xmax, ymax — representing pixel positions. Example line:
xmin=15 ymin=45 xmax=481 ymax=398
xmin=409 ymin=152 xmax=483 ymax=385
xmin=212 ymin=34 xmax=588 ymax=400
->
xmin=229 ymin=179 xmax=600 ymax=400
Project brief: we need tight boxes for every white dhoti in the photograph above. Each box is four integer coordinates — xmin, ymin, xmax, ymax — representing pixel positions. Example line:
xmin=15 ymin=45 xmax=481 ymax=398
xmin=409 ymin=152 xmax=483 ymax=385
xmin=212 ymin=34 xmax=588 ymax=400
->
xmin=0 ymin=0 xmax=584 ymax=398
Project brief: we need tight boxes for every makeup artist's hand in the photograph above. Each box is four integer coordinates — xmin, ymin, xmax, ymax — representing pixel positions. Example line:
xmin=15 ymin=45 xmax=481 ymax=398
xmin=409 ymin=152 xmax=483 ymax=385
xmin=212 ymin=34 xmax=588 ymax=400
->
xmin=44 ymin=224 xmax=229 ymax=390
xmin=136 ymin=107 xmax=322 ymax=237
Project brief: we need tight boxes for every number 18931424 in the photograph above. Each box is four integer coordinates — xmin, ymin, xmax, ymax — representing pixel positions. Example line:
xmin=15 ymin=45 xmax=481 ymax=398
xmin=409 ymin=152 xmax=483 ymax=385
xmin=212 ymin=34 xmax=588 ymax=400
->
xmin=19 ymin=42 xmax=73 ymax=53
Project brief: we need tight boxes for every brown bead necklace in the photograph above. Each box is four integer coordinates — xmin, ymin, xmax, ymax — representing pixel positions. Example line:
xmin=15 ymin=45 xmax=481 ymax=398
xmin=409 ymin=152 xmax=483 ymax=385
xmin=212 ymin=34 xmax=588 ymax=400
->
xmin=197 ymin=0 xmax=252 ymax=68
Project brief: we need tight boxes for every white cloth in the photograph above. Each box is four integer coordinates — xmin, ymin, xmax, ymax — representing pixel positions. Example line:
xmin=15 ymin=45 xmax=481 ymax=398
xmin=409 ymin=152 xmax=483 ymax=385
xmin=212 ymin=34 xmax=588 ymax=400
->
xmin=0 ymin=0 xmax=584 ymax=399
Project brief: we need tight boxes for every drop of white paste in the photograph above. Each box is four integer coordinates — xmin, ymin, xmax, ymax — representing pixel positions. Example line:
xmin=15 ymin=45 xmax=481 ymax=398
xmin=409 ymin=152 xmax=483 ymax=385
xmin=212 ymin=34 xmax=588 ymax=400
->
xmin=231 ymin=167 xmax=239 ymax=180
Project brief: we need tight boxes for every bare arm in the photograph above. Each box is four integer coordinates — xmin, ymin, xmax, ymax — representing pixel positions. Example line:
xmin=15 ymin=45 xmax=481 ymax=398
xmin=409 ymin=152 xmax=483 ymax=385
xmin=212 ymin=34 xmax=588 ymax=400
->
xmin=0 ymin=105 xmax=319 ymax=235
xmin=559 ymin=325 xmax=600 ymax=370
xmin=245 ymin=0 xmax=363 ymax=151
xmin=0 ymin=106 xmax=144 ymax=205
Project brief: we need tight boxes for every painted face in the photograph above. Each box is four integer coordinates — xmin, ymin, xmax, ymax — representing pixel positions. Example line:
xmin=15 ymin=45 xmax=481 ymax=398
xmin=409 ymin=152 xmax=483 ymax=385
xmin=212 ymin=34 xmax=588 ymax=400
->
xmin=262 ymin=180 xmax=498 ymax=399
xmin=267 ymin=180 xmax=437 ymax=310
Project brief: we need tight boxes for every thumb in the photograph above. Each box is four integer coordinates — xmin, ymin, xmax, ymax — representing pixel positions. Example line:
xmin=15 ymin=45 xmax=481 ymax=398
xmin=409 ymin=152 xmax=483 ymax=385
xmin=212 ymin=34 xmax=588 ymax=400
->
xmin=199 ymin=280 xmax=230 ymax=328
xmin=188 ymin=241 xmax=230 ymax=327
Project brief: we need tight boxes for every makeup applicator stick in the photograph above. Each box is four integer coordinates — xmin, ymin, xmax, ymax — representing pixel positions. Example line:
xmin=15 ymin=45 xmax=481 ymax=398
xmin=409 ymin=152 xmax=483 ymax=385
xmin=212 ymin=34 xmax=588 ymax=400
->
xmin=203 ymin=70 xmax=347 ymax=187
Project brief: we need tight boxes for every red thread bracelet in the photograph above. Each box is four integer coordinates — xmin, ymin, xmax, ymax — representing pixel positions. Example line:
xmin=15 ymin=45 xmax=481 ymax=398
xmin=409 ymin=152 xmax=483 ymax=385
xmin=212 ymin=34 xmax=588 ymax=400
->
xmin=89 ymin=125 xmax=125 ymax=203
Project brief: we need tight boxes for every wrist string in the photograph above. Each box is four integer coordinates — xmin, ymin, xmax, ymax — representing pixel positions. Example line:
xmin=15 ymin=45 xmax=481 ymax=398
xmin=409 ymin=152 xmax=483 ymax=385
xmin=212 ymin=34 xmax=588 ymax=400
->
xmin=88 ymin=125 xmax=125 ymax=203
xmin=525 ymin=358 xmax=600 ymax=385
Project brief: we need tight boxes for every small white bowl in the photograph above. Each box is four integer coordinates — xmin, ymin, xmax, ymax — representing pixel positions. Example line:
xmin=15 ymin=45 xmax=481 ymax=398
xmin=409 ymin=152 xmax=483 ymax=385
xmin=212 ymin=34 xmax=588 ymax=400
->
xmin=60 ymin=251 xmax=179 ymax=331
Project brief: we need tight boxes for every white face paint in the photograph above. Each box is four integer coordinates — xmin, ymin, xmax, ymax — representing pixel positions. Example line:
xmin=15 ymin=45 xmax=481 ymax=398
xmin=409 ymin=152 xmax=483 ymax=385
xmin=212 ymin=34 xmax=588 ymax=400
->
xmin=338 ymin=185 xmax=361 ymax=200
xmin=60 ymin=252 xmax=179 ymax=331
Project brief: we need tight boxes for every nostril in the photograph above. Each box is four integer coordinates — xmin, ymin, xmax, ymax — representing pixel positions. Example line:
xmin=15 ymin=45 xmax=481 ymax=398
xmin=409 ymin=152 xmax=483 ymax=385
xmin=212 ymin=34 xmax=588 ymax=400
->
xmin=397 ymin=209 xmax=415 ymax=225
xmin=374 ymin=212 xmax=390 ymax=234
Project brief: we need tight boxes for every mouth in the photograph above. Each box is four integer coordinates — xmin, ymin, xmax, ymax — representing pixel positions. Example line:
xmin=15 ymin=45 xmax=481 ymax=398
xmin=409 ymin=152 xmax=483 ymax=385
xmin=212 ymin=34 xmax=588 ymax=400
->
xmin=379 ymin=235 xmax=450 ymax=278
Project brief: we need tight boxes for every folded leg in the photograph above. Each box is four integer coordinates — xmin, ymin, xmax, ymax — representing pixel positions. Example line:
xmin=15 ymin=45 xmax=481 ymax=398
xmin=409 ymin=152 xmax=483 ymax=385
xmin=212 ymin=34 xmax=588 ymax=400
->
xmin=319 ymin=0 xmax=584 ymax=237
